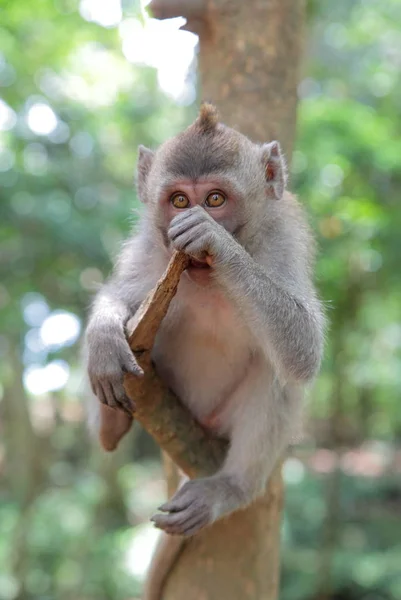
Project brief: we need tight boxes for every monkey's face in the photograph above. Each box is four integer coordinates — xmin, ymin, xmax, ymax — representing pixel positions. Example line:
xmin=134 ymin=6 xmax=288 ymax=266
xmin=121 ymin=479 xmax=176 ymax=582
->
xmin=158 ymin=176 xmax=244 ymax=284
xmin=136 ymin=104 xmax=287 ymax=285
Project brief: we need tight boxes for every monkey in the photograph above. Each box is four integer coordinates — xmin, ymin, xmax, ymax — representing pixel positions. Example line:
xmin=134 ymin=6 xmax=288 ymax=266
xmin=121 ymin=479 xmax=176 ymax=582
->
xmin=84 ymin=103 xmax=325 ymax=595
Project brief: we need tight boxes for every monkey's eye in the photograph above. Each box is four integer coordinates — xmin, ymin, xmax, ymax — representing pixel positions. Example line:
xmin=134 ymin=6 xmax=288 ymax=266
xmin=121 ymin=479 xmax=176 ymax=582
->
xmin=205 ymin=191 xmax=226 ymax=208
xmin=171 ymin=193 xmax=190 ymax=209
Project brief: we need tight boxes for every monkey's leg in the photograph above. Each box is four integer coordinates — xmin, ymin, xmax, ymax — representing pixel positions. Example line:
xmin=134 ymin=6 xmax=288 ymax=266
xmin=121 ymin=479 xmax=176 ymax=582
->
xmin=152 ymin=375 xmax=301 ymax=536
xmin=99 ymin=404 xmax=133 ymax=451
xmin=218 ymin=378 xmax=300 ymax=499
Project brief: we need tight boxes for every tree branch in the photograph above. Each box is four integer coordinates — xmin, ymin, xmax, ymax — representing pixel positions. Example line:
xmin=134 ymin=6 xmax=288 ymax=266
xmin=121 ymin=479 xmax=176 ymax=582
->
xmin=123 ymin=251 xmax=228 ymax=479
xmin=148 ymin=0 xmax=206 ymax=21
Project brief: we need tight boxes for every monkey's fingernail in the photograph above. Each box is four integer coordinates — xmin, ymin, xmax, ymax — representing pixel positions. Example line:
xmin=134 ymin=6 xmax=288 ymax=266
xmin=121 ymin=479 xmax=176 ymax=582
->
xmin=157 ymin=504 xmax=168 ymax=511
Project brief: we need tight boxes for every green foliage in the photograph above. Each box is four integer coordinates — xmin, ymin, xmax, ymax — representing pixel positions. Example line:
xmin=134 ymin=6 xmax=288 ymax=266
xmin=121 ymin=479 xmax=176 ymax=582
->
xmin=296 ymin=0 xmax=401 ymax=442
xmin=283 ymin=467 xmax=401 ymax=600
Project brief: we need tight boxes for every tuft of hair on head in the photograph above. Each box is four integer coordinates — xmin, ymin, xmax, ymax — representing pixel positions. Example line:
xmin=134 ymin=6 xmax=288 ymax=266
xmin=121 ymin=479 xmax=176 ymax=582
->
xmin=195 ymin=102 xmax=219 ymax=133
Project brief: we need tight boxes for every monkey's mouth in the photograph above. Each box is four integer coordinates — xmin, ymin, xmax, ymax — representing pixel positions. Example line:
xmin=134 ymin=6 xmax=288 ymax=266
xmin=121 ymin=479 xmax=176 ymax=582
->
xmin=189 ymin=258 xmax=210 ymax=269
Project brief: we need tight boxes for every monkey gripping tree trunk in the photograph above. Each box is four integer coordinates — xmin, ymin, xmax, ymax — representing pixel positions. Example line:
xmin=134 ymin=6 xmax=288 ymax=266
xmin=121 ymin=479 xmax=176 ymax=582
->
xmin=146 ymin=1 xmax=305 ymax=598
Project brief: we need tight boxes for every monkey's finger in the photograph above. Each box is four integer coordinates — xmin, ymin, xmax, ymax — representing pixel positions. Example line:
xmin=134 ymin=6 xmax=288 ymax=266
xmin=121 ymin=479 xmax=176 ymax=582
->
xmin=168 ymin=207 xmax=209 ymax=233
xmin=151 ymin=510 xmax=204 ymax=534
xmin=168 ymin=218 xmax=205 ymax=242
xmin=173 ymin=513 xmax=209 ymax=537
xmin=152 ymin=510 xmax=209 ymax=536
xmin=121 ymin=352 xmax=144 ymax=378
xmin=180 ymin=518 xmax=209 ymax=537
xmin=154 ymin=518 xmax=203 ymax=536
xmin=170 ymin=213 xmax=193 ymax=228
xmin=169 ymin=207 xmax=199 ymax=228
xmin=102 ymin=381 xmax=118 ymax=408
xmin=113 ymin=384 xmax=136 ymax=414
xmin=113 ymin=380 xmax=135 ymax=404
xmin=170 ymin=225 xmax=206 ymax=254
xmin=151 ymin=508 xmax=198 ymax=529
xmin=158 ymin=490 xmax=193 ymax=513
xmin=94 ymin=384 xmax=107 ymax=406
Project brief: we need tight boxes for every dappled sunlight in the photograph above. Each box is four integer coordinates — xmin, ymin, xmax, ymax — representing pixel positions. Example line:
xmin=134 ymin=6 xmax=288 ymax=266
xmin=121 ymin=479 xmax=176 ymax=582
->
xmin=283 ymin=458 xmax=306 ymax=485
xmin=64 ymin=43 xmax=136 ymax=108
xmin=120 ymin=17 xmax=197 ymax=103
xmin=21 ymin=298 xmax=81 ymax=396
xmin=80 ymin=0 xmax=123 ymax=28
xmin=26 ymin=103 xmax=58 ymax=136
xmin=22 ymin=293 xmax=50 ymax=327
xmin=0 ymin=98 xmax=16 ymax=130
xmin=124 ymin=524 xmax=160 ymax=579
xmin=24 ymin=360 xmax=70 ymax=395
xmin=40 ymin=311 xmax=81 ymax=350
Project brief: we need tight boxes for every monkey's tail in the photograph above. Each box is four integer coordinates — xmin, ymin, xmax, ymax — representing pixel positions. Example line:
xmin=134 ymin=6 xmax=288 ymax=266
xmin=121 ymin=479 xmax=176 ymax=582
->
xmin=143 ymin=533 xmax=186 ymax=600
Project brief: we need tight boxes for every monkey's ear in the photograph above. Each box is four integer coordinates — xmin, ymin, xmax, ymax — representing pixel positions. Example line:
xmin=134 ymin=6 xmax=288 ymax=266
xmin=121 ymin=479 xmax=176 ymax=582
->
xmin=261 ymin=141 xmax=287 ymax=200
xmin=136 ymin=145 xmax=154 ymax=202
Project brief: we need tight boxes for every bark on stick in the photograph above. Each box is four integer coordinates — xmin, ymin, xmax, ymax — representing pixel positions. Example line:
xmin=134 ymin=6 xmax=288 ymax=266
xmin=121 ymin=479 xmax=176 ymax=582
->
xmin=123 ymin=251 xmax=228 ymax=479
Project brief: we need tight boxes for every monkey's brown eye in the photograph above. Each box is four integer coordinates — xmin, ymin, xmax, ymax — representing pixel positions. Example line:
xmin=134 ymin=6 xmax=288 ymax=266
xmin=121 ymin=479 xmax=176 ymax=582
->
xmin=205 ymin=191 xmax=226 ymax=208
xmin=171 ymin=193 xmax=190 ymax=209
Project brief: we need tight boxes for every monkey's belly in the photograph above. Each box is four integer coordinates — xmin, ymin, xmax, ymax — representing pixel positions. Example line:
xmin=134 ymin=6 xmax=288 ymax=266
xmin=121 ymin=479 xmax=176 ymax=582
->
xmin=154 ymin=349 xmax=249 ymax=434
xmin=152 ymin=282 xmax=256 ymax=432
xmin=153 ymin=330 xmax=253 ymax=434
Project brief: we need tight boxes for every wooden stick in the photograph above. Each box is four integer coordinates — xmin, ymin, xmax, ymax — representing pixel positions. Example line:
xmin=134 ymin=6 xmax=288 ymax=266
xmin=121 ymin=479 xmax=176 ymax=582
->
xmin=123 ymin=251 xmax=227 ymax=479
xmin=127 ymin=251 xmax=190 ymax=358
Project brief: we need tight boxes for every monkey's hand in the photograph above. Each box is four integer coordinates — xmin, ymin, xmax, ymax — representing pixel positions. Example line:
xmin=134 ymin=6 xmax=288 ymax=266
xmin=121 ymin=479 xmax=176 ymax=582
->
xmin=151 ymin=475 xmax=245 ymax=536
xmin=168 ymin=206 xmax=237 ymax=265
xmin=86 ymin=324 xmax=143 ymax=413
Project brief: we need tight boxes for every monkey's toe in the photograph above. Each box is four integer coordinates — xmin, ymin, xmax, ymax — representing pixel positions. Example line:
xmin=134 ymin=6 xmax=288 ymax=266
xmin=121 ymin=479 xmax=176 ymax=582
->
xmin=151 ymin=505 xmax=210 ymax=536
xmin=151 ymin=480 xmax=214 ymax=536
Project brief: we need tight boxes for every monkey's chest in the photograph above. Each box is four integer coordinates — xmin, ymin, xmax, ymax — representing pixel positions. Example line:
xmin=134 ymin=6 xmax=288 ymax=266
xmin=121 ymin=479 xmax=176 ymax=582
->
xmin=152 ymin=292 xmax=253 ymax=431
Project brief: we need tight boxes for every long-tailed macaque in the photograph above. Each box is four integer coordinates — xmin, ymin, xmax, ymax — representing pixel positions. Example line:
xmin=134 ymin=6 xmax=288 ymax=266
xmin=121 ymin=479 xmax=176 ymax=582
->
xmin=85 ymin=103 xmax=324 ymax=569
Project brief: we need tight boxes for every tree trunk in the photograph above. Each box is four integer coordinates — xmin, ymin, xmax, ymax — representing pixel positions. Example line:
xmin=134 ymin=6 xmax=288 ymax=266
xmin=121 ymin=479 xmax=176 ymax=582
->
xmin=197 ymin=0 xmax=304 ymax=156
xmin=148 ymin=1 xmax=305 ymax=598
xmin=163 ymin=466 xmax=283 ymax=600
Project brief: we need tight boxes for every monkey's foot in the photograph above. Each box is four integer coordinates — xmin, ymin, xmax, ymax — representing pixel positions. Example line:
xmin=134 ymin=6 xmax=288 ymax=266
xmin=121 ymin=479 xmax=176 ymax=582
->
xmin=151 ymin=476 xmax=244 ymax=537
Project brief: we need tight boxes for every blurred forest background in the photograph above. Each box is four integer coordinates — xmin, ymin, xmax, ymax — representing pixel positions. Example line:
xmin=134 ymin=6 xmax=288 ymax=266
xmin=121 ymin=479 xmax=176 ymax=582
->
xmin=1 ymin=0 xmax=400 ymax=599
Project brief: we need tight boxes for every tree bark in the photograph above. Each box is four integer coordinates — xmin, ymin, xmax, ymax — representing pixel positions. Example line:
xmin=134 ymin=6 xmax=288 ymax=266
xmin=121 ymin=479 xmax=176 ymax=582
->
xmin=147 ymin=1 xmax=305 ymax=599
xmin=163 ymin=466 xmax=283 ymax=600
xmin=150 ymin=0 xmax=305 ymax=156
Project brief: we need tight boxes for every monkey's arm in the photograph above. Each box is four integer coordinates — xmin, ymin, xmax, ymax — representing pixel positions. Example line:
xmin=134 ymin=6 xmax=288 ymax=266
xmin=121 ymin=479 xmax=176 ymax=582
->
xmin=85 ymin=237 xmax=154 ymax=413
xmin=216 ymin=248 xmax=325 ymax=383
xmin=87 ymin=285 xmax=134 ymax=337
xmin=168 ymin=205 xmax=325 ymax=384
xmin=86 ymin=236 xmax=147 ymax=333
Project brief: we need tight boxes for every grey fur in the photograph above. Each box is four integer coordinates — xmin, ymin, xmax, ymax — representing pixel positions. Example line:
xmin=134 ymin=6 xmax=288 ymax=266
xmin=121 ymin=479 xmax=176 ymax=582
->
xmin=84 ymin=111 xmax=325 ymax=547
